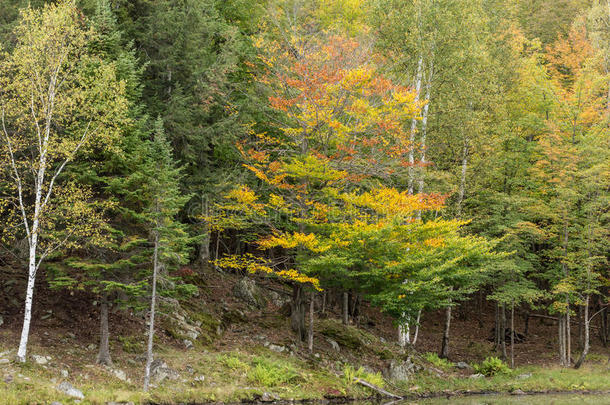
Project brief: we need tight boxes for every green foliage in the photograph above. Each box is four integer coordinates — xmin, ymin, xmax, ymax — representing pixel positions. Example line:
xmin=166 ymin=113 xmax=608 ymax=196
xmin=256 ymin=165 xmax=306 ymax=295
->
xmin=424 ymin=352 xmax=455 ymax=370
xmin=342 ymin=364 xmax=385 ymax=388
xmin=474 ymin=357 xmax=512 ymax=376
xmin=218 ymin=354 xmax=249 ymax=372
xmin=247 ymin=356 xmax=301 ymax=387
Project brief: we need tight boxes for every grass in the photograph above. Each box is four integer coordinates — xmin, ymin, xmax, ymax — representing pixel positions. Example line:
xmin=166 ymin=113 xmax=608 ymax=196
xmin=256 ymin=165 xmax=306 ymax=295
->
xmin=401 ymin=363 xmax=610 ymax=396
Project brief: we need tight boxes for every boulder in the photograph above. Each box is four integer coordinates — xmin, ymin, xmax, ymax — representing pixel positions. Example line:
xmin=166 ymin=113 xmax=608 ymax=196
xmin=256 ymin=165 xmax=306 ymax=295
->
xmin=511 ymin=389 xmax=526 ymax=395
xmin=455 ymin=361 xmax=471 ymax=370
xmin=388 ymin=358 xmax=415 ymax=381
xmin=469 ymin=373 xmax=485 ymax=379
xmin=326 ymin=338 xmax=340 ymax=352
xmin=183 ymin=339 xmax=194 ymax=349
xmin=150 ymin=359 xmax=180 ymax=384
xmin=233 ymin=278 xmax=266 ymax=308
xmin=32 ymin=354 xmax=50 ymax=365
xmin=261 ymin=392 xmax=280 ymax=402
xmin=517 ymin=373 xmax=532 ymax=379
xmin=56 ymin=381 xmax=84 ymax=399
xmin=0 ymin=358 xmax=10 ymax=366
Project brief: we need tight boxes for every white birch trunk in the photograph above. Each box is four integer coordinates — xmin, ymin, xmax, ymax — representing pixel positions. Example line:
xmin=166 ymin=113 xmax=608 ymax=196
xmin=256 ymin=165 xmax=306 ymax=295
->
xmin=408 ymin=56 xmax=424 ymax=195
xmin=456 ymin=138 xmax=469 ymax=217
xmin=412 ymin=310 xmax=421 ymax=346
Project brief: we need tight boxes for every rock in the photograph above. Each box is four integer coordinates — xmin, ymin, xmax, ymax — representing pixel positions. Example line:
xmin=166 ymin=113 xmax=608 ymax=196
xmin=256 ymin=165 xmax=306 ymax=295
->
xmin=56 ymin=381 xmax=84 ymax=399
xmin=469 ymin=373 xmax=485 ymax=379
xmin=50 ymin=402 xmax=63 ymax=405
xmin=455 ymin=361 xmax=471 ymax=369
xmin=106 ymin=402 xmax=135 ymax=405
xmin=261 ymin=392 xmax=279 ymax=402
xmin=32 ymin=354 xmax=48 ymax=365
xmin=185 ymin=365 xmax=194 ymax=374
xmin=194 ymin=375 xmax=205 ymax=383
xmin=268 ymin=291 xmax=289 ymax=308
xmin=0 ymin=358 xmax=10 ymax=365
xmin=150 ymin=359 xmax=180 ymax=384
xmin=87 ymin=344 xmax=96 ymax=351
xmin=326 ymin=338 xmax=340 ymax=352
xmin=233 ymin=277 xmax=266 ymax=308
xmin=183 ymin=339 xmax=193 ymax=349
xmin=511 ymin=389 xmax=526 ymax=395
xmin=388 ymin=359 xmax=415 ymax=381
xmin=4 ymin=375 xmax=13 ymax=383
xmin=60 ymin=369 xmax=69 ymax=378
xmin=67 ymin=332 xmax=76 ymax=339
xmin=112 ymin=369 xmax=128 ymax=382
xmin=517 ymin=373 xmax=532 ymax=379
xmin=264 ymin=343 xmax=285 ymax=353
xmin=0 ymin=315 xmax=3 ymax=327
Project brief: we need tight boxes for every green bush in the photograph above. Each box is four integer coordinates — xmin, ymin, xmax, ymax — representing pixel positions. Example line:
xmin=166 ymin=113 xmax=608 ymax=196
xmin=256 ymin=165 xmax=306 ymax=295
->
xmin=473 ymin=356 xmax=511 ymax=376
xmin=342 ymin=364 xmax=385 ymax=388
xmin=247 ymin=356 xmax=300 ymax=387
xmin=424 ymin=352 xmax=454 ymax=370
xmin=218 ymin=353 xmax=249 ymax=372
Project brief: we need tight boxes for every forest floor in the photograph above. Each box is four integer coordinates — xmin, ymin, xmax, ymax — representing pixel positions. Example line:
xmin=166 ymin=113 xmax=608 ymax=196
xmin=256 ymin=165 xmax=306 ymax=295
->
xmin=0 ymin=266 xmax=608 ymax=404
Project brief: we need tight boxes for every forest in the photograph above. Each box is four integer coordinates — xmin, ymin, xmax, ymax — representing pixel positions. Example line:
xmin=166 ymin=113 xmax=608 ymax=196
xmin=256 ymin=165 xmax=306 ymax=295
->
xmin=0 ymin=0 xmax=608 ymax=403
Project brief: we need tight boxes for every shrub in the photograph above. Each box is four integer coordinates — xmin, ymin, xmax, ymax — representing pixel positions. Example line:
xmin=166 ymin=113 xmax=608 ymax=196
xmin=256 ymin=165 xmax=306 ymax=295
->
xmin=247 ymin=356 xmax=300 ymax=387
xmin=473 ymin=356 xmax=511 ymax=376
xmin=424 ymin=352 xmax=454 ymax=370
xmin=342 ymin=364 xmax=385 ymax=388
xmin=218 ymin=353 xmax=249 ymax=372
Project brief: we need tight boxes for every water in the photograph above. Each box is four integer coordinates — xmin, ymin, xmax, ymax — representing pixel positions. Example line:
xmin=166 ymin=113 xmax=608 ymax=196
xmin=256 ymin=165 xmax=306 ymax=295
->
xmin=395 ymin=393 xmax=610 ymax=404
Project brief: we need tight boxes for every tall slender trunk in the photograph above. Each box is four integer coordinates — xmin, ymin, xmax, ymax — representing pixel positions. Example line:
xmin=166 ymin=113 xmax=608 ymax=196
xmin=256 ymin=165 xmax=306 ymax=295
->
xmin=408 ymin=56 xmax=423 ymax=195
xmin=416 ymin=67 xmax=433 ymax=219
xmin=439 ymin=304 xmax=451 ymax=358
xmin=342 ymin=292 xmax=349 ymax=325
xmin=559 ymin=315 xmax=565 ymax=366
xmin=501 ymin=304 xmax=507 ymax=360
xmin=566 ymin=300 xmax=571 ymax=364
xmin=510 ymin=303 xmax=515 ymax=368
xmin=17 ymin=246 xmax=37 ymax=363
xmin=143 ymin=229 xmax=159 ymax=391
xmin=412 ymin=310 xmax=422 ymax=346
xmin=97 ymin=293 xmax=113 ymax=366
xmin=291 ymin=285 xmax=305 ymax=341
xmin=494 ymin=303 xmax=500 ymax=350
xmin=574 ymin=296 xmax=590 ymax=368
xmin=308 ymin=291 xmax=314 ymax=353
xmin=456 ymin=138 xmax=469 ymax=217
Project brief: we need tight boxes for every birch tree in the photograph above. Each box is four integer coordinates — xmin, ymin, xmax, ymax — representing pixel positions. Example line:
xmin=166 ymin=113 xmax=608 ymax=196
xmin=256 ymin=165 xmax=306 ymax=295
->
xmin=0 ymin=0 xmax=127 ymax=362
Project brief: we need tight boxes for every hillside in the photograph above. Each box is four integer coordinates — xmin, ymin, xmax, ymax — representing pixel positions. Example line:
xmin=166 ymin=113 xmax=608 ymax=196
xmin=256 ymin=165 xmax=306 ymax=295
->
xmin=1 ymin=267 xmax=608 ymax=404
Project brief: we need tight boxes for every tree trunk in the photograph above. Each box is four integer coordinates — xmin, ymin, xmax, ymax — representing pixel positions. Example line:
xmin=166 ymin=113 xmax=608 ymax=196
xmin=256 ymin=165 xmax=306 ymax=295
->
xmin=501 ymin=304 xmax=507 ymax=360
xmin=412 ymin=310 xmax=422 ymax=346
xmin=143 ymin=230 xmax=159 ymax=391
xmin=342 ymin=292 xmax=349 ymax=325
xmin=574 ymin=296 xmax=590 ymax=369
xmin=408 ymin=56 xmax=423 ymax=195
xmin=17 ymin=242 xmax=38 ymax=363
xmin=439 ymin=305 xmax=451 ymax=359
xmin=97 ymin=293 xmax=113 ymax=366
xmin=321 ymin=291 xmax=326 ymax=315
xmin=308 ymin=291 xmax=314 ymax=353
xmin=510 ymin=303 xmax=515 ymax=368
xmin=566 ymin=299 xmax=571 ymax=364
xmin=494 ymin=303 xmax=500 ymax=350
xmin=291 ymin=285 xmax=306 ymax=341
xmin=456 ymin=138 xmax=469 ymax=217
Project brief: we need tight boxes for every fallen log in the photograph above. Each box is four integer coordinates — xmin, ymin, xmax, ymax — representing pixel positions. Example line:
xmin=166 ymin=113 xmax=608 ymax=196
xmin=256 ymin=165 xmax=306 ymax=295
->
xmin=354 ymin=378 xmax=403 ymax=399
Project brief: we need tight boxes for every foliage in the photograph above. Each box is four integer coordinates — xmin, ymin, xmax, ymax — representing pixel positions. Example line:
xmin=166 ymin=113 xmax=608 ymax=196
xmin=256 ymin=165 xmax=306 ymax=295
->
xmin=474 ymin=356 xmax=512 ymax=376
xmin=342 ymin=364 xmax=385 ymax=388
xmin=424 ymin=352 xmax=455 ymax=370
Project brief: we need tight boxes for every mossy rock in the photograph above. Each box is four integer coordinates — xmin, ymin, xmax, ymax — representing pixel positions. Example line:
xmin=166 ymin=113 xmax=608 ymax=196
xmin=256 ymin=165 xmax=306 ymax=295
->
xmin=317 ymin=319 xmax=375 ymax=350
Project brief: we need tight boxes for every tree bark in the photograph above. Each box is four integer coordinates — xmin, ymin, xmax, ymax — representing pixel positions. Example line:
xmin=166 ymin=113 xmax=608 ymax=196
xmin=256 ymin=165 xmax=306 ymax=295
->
xmin=574 ymin=296 xmax=590 ymax=369
xmin=510 ymin=303 xmax=515 ymax=368
xmin=342 ymin=292 xmax=349 ymax=325
xmin=501 ymin=304 xmax=507 ymax=360
xmin=412 ymin=310 xmax=422 ymax=346
xmin=439 ymin=305 xmax=451 ymax=358
xmin=291 ymin=285 xmax=306 ymax=341
xmin=308 ymin=291 xmax=314 ymax=353
xmin=408 ymin=56 xmax=424 ymax=195
xmin=143 ymin=229 xmax=159 ymax=391
xmin=97 ymin=293 xmax=113 ymax=366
